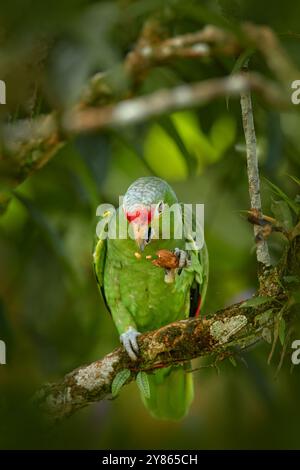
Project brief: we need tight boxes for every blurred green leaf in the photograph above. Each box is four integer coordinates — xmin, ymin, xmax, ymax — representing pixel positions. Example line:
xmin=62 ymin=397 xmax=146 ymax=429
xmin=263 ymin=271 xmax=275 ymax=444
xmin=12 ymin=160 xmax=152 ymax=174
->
xmin=172 ymin=112 xmax=217 ymax=166
xmin=144 ymin=121 xmax=188 ymax=181
xmin=111 ymin=369 xmax=131 ymax=397
xmin=178 ymin=1 xmax=239 ymax=31
xmin=75 ymin=133 xmax=111 ymax=187
xmin=218 ymin=0 xmax=243 ymax=22
xmin=283 ymin=275 xmax=300 ymax=284
xmin=265 ymin=178 xmax=299 ymax=215
xmin=288 ymin=175 xmax=300 ymax=187
xmin=240 ymin=296 xmax=274 ymax=308
xmin=210 ymin=115 xmax=236 ymax=158
xmin=278 ymin=317 xmax=286 ymax=346
xmin=12 ymin=192 xmax=75 ymax=279
xmin=47 ymin=38 xmax=91 ymax=107
xmin=271 ymin=199 xmax=293 ymax=230
xmin=229 ymin=356 xmax=237 ymax=367
xmin=143 ymin=111 xmax=236 ymax=181
xmin=136 ymin=371 xmax=150 ymax=399
xmin=158 ymin=116 xmax=197 ymax=175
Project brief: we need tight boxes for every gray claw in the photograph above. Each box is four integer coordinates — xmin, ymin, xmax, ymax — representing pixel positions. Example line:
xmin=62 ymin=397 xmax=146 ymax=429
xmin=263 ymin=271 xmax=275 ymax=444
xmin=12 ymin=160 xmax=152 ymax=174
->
xmin=120 ymin=327 xmax=141 ymax=361
xmin=174 ymin=248 xmax=190 ymax=269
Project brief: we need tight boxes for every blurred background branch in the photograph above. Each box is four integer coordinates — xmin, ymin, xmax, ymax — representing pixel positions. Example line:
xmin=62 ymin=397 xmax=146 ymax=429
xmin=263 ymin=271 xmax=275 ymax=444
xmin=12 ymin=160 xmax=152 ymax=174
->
xmin=0 ymin=21 xmax=297 ymax=213
xmin=64 ymin=73 xmax=290 ymax=133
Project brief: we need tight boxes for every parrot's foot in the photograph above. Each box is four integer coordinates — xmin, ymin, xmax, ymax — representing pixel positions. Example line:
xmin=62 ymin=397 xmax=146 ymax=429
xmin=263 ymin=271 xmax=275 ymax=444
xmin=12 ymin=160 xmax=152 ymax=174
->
xmin=174 ymin=248 xmax=191 ymax=269
xmin=120 ymin=327 xmax=141 ymax=361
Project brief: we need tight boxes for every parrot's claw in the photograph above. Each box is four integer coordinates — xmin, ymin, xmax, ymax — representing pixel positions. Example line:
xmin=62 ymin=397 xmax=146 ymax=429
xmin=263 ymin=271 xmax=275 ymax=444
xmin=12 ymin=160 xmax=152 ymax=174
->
xmin=174 ymin=248 xmax=191 ymax=269
xmin=120 ymin=327 xmax=141 ymax=361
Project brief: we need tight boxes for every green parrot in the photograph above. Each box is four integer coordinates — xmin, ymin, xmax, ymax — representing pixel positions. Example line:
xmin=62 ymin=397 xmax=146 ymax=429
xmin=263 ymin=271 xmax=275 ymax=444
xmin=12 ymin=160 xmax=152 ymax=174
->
xmin=93 ymin=177 xmax=208 ymax=420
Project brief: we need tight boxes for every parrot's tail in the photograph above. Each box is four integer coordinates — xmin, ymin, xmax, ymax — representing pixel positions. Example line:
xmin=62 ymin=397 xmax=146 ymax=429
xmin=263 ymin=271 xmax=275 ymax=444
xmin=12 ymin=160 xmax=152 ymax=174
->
xmin=140 ymin=365 xmax=194 ymax=420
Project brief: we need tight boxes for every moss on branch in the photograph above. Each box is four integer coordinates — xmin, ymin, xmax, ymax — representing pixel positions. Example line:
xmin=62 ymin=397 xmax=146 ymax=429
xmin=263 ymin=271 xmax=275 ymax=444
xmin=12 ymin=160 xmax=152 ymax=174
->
xmin=35 ymin=232 xmax=300 ymax=422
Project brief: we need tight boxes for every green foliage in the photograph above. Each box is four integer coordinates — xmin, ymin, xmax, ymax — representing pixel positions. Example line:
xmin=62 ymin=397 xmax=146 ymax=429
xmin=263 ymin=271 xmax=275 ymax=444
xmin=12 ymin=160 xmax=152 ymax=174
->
xmin=265 ymin=179 xmax=299 ymax=216
xmin=229 ymin=356 xmax=237 ymax=367
xmin=144 ymin=119 xmax=189 ymax=181
xmin=289 ymin=175 xmax=300 ymax=187
xmin=278 ymin=317 xmax=286 ymax=346
xmin=136 ymin=371 xmax=151 ymax=399
xmin=283 ymin=275 xmax=300 ymax=285
xmin=13 ymin=192 xmax=76 ymax=280
xmin=111 ymin=369 xmax=131 ymax=397
xmin=144 ymin=112 xmax=236 ymax=181
xmin=240 ymin=296 xmax=274 ymax=308
xmin=271 ymin=199 xmax=293 ymax=231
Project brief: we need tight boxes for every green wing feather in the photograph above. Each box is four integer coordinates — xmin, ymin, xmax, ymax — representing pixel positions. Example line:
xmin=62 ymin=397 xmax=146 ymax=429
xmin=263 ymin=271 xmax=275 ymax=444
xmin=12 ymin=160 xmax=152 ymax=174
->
xmin=93 ymin=237 xmax=106 ymax=287
xmin=92 ymin=215 xmax=108 ymax=304
xmin=181 ymin=202 xmax=209 ymax=309
xmin=198 ymin=238 xmax=209 ymax=308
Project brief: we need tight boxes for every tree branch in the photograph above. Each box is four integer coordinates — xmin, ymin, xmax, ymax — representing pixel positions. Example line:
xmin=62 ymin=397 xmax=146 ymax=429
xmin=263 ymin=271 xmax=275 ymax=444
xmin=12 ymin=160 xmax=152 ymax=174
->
xmin=240 ymin=67 xmax=271 ymax=267
xmin=1 ymin=71 xmax=290 ymax=213
xmin=242 ymin=23 xmax=299 ymax=85
xmin=64 ymin=72 xmax=290 ymax=134
xmin=124 ymin=24 xmax=240 ymax=78
xmin=35 ymin=231 xmax=300 ymax=422
xmin=33 ymin=303 xmax=265 ymax=421
xmin=1 ymin=21 xmax=297 ymax=213
xmin=80 ymin=22 xmax=298 ymax=105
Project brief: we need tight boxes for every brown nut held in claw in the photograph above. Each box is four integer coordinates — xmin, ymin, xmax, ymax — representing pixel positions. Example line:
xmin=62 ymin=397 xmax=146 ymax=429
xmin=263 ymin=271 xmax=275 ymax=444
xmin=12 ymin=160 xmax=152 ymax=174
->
xmin=152 ymin=249 xmax=179 ymax=269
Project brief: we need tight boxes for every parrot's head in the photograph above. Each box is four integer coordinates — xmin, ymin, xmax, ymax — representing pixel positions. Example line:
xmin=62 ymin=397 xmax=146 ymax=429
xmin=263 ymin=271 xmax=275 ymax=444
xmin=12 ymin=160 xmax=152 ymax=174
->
xmin=123 ymin=177 xmax=178 ymax=251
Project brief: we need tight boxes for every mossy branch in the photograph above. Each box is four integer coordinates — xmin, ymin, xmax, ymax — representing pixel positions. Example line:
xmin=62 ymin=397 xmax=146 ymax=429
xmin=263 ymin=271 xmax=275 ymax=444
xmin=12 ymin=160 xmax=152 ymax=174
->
xmin=35 ymin=232 xmax=300 ymax=422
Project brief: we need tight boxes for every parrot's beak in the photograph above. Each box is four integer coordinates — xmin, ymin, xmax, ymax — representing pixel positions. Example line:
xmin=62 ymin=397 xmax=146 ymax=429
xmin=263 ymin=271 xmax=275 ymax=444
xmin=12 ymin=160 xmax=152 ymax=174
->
xmin=132 ymin=223 xmax=149 ymax=252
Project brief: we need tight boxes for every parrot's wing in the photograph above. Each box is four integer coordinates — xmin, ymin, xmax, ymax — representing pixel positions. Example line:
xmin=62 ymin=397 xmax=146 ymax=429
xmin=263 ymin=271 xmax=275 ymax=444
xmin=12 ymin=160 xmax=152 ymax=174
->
xmin=198 ymin=237 xmax=209 ymax=309
xmin=180 ymin=203 xmax=209 ymax=315
xmin=92 ymin=218 xmax=110 ymax=314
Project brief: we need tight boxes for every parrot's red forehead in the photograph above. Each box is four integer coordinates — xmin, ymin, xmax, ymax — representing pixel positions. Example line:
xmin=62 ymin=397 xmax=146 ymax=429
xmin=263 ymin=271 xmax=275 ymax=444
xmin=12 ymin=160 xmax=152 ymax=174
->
xmin=125 ymin=207 xmax=153 ymax=224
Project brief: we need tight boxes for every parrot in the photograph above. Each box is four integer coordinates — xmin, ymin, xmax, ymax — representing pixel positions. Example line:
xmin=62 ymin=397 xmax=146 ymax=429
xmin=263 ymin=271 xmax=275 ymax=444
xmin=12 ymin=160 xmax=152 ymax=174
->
xmin=93 ymin=176 xmax=208 ymax=420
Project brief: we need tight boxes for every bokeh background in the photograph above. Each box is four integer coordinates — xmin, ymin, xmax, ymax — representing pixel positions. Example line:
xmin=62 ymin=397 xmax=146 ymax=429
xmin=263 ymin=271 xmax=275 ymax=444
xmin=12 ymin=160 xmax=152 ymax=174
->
xmin=0 ymin=0 xmax=300 ymax=449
